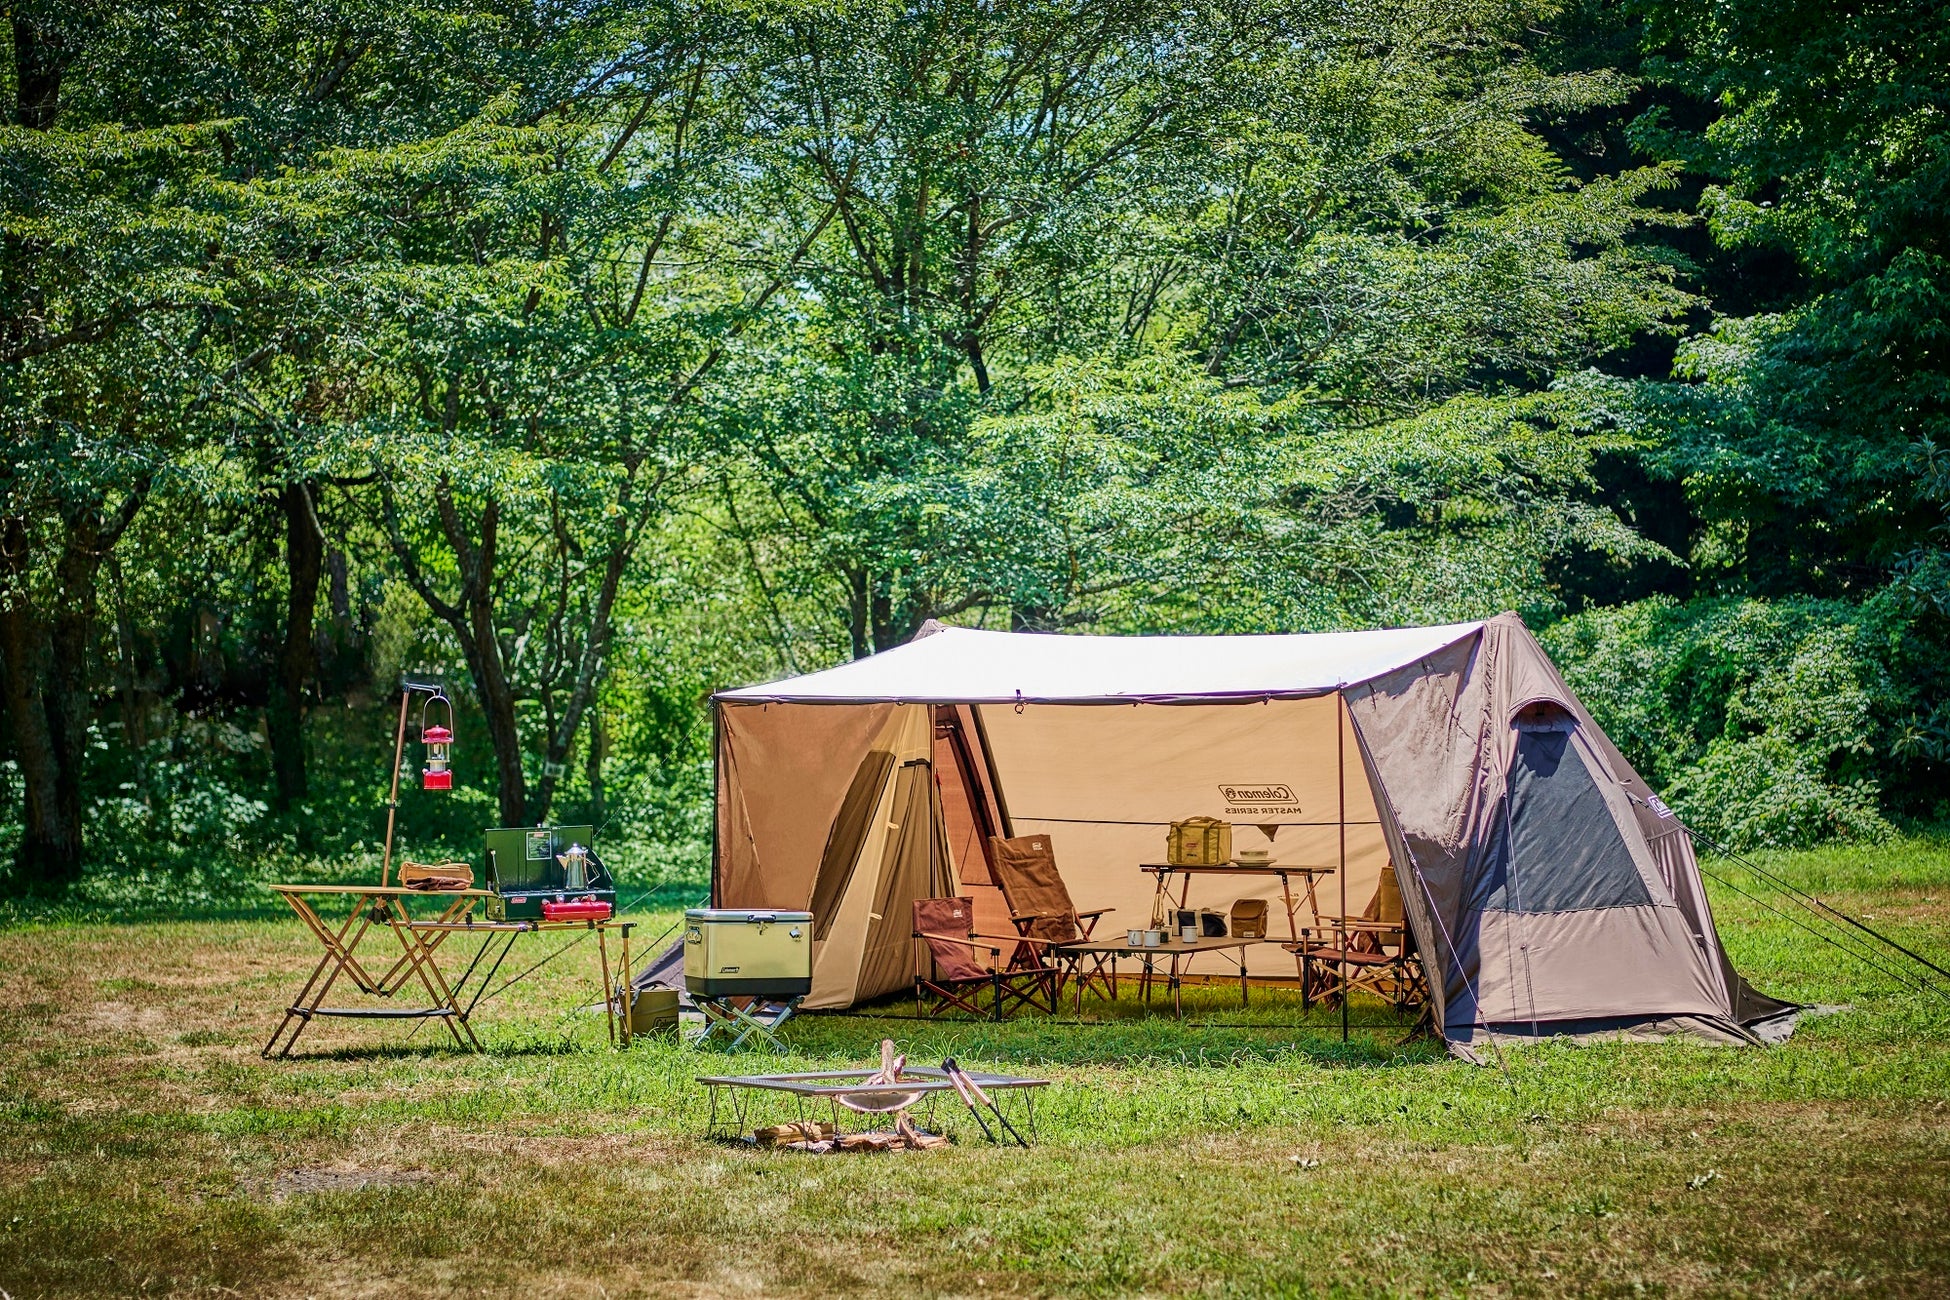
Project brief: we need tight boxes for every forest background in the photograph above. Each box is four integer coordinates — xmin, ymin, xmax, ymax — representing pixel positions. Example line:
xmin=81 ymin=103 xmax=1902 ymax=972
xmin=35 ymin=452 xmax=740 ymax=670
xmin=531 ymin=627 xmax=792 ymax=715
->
xmin=2 ymin=0 xmax=1945 ymax=906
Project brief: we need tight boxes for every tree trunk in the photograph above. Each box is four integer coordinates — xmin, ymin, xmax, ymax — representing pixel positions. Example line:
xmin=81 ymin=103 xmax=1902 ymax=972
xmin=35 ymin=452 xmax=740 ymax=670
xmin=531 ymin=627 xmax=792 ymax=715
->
xmin=585 ymin=704 xmax=607 ymax=826
xmin=467 ymin=624 xmax=527 ymax=828
xmin=1 ymin=489 xmax=146 ymax=890
xmin=267 ymin=479 xmax=323 ymax=812
xmin=381 ymin=478 xmax=528 ymax=828
xmin=0 ymin=539 xmax=79 ymax=890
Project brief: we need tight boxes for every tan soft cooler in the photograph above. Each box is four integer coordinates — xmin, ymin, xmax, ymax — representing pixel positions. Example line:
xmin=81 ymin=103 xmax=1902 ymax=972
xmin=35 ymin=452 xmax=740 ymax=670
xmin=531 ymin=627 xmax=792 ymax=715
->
xmin=1166 ymin=817 xmax=1233 ymax=866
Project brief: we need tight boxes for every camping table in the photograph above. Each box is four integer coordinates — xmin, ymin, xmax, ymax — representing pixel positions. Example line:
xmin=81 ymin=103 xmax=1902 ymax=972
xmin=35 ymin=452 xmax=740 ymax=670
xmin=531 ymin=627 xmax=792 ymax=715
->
xmin=697 ymin=1067 xmax=1048 ymax=1142
xmin=1141 ymin=862 xmax=1334 ymax=986
xmin=1052 ymin=934 xmax=1263 ymax=1019
xmin=262 ymin=884 xmax=637 ymax=1057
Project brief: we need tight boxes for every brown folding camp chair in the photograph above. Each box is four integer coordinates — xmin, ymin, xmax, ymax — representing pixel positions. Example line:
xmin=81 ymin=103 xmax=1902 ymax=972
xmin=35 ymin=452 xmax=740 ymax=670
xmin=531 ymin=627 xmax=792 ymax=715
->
xmin=987 ymin=835 xmax=1116 ymax=1006
xmin=1286 ymin=864 xmax=1428 ymax=1012
xmin=913 ymin=897 xmax=1059 ymax=1019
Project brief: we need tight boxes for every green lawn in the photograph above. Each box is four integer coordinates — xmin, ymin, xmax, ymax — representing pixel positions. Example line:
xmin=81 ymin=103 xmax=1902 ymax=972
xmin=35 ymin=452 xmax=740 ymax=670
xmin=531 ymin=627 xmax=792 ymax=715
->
xmin=2 ymin=838 xmax=1947 ymax=1298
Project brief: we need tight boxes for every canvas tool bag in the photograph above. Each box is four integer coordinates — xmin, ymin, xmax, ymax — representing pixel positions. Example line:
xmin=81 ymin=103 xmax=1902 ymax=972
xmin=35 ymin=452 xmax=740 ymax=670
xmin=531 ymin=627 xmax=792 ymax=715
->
xmin=1166 ymin=817 xmax=1232 ymax=866
xmin=399 ymin=860 xmax=474 ymax=891
xmin=1230 ymin=898 xmax=1269 ymax=939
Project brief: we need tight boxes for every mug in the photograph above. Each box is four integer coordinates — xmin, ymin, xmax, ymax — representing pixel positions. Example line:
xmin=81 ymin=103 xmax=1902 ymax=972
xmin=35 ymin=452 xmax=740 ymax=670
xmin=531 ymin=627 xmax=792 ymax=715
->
xmin=1127 ymin=928 xmax=1145 ymax=946
xmin=1143 ymin=929 xmax=1164 ymax=947
xmin=1181 ymin=926 xmax=1200 ymax=945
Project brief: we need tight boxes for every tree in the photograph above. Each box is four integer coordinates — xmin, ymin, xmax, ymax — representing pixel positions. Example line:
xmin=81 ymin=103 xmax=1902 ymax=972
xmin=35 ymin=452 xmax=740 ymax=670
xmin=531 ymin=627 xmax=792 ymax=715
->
xmin=0 ymin=7 xmax=231 ymax=886
xmin=721 ymin=0 xmax=1697 ymax=648
xmin=1631 ymin=0 xmax=1950 ymax=599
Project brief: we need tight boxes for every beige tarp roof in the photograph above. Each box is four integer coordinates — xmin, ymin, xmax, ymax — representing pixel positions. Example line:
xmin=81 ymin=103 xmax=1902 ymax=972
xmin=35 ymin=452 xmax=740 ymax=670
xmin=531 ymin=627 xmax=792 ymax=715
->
xmin=712 ymin=615 xmax=1791 ymax=1047
xmin=717 ymin=620 xmax=1485 ymax=703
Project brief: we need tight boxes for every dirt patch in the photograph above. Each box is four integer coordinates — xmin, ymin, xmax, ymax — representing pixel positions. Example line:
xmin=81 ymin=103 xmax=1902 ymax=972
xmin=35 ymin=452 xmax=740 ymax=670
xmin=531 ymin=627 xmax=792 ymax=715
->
xmin=270 ymin=1166 xmax=439 ymax=1198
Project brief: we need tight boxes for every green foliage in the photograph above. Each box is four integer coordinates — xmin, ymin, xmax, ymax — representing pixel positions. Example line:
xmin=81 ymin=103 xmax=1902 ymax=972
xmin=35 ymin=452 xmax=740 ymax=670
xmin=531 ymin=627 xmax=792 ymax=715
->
xmin=2 ymin=0 xmax=1946 ymax=885
xmin=1627 ymin=0 xmax=1949 ymax=594
xmin=1542 ymin=595 xmax=1950 ymax=847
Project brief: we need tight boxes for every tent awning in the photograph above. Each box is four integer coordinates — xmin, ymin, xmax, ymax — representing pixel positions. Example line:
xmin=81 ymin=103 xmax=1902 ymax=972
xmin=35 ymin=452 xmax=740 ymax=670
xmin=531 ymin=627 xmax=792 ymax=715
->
xmin=715 ymin=621 xmax=1485 ymax=704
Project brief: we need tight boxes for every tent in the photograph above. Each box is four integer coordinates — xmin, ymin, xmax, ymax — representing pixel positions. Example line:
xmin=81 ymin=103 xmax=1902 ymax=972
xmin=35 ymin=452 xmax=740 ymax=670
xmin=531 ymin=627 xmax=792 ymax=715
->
xmin=706 ymin=612 xmax=1798 ymax=1051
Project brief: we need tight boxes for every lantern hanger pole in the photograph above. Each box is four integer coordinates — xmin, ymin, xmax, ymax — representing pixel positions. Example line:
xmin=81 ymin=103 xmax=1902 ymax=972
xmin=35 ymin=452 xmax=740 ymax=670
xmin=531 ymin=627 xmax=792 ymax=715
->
xmin=381 ymin=675 xmax=446 ymax=888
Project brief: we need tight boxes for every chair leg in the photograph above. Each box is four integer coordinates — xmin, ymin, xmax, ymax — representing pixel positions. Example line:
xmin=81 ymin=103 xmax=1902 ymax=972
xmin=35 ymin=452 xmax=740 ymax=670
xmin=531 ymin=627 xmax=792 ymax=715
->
xmin=992 ymin=969 xmax=1004 ymax=1023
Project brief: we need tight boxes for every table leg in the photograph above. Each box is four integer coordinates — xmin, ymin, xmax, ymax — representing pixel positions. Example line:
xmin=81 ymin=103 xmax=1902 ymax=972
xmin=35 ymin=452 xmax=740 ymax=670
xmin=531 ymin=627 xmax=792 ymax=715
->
xmin=619 ymin=922 xmax=633 ymax=1049
xmin=1240 ymin=949 xmax=1249 ymax=1009
xmin=265 ymin=890 xmax=382 ymax=1058
xmin=263 ymin=895 xmax=342 ymax=1057
xmin=289 ymin=889 xmax=386 ymax=995
xmin=1278 ymin=870 xmax=1308 ymax=983
xmin=596 ymin=923 xmax=615 ymax=1048
xmin=1170 ymin=954 xmax=1183 ymax=1020
xmin=385 ymin=900 xmax=478 ymax=1050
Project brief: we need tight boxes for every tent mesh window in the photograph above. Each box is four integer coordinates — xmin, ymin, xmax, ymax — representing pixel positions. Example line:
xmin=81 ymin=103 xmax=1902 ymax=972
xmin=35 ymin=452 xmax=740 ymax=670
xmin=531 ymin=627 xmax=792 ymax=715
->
xmin=1477 ymin=706 xmax=1654 ymax=915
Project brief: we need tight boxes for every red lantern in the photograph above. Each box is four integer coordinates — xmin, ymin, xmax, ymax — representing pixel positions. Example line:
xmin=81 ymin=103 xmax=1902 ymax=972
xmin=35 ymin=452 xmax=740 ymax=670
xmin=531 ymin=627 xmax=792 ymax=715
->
xmin=421 ymin=692 xmax=454 ymax=791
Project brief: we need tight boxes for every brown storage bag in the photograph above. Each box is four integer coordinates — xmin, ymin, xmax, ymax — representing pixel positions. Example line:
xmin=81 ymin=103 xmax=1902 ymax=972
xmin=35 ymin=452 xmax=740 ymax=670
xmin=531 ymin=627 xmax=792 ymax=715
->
xmin=1230 ymin=898 xmax=1269 ymax=939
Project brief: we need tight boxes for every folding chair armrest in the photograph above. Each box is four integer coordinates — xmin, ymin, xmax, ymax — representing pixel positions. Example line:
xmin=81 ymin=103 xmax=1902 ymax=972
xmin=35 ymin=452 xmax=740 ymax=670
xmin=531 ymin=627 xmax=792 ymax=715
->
xmin=915 ymin=930 xmax=1005 ymax=958
xmin=972 ymin=930 xmax=1052 ymax=948
xmin=1076 ymin=907 xmax=1114 ymax=919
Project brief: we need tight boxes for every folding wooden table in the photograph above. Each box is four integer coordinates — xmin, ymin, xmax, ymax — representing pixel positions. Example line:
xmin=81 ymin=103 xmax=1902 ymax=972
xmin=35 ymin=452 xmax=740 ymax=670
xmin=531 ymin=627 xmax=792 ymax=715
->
xmin=262 ymin=884 xmax=636 ymax=1057
xmin=1141 ymin=863 xmax=1332 ymax=946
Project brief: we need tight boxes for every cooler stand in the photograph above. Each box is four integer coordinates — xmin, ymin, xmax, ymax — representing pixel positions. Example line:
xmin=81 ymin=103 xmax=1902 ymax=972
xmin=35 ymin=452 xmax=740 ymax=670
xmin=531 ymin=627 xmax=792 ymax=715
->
xmin=692 ymin=995 xmax=805 ymax=1052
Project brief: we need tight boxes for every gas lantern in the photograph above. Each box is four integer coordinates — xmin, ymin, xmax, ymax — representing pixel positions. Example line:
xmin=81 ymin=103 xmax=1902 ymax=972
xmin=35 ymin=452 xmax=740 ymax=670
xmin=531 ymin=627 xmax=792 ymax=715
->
xmin=420 ymin=691 xmax=454 ymax=791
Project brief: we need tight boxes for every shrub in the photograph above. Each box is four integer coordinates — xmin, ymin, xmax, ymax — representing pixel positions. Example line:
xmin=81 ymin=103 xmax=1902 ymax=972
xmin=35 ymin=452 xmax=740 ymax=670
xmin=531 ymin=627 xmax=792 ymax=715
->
xmin=1543 ymin=596 xmax=1918 ymax=849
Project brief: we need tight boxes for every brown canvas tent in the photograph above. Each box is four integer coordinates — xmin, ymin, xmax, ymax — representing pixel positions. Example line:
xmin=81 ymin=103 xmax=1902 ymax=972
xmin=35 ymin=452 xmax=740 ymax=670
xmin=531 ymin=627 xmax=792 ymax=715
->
xmin=706 ymin=613 xmax=1799 ymax=1051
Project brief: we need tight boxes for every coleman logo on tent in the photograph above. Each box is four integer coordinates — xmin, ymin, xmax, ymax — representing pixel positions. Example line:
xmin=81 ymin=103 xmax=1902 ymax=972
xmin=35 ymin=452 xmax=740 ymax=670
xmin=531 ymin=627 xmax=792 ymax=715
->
xmin=1220 ymin=783 xmax=1294 ymax=803
xmin=1219 ymin=783 xmax=1302 ymax=815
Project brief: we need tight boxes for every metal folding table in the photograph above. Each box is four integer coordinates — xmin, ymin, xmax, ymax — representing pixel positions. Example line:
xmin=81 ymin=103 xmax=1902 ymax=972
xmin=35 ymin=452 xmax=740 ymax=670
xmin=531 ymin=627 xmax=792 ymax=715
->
xmin=698 ymin=1067 xmax=1047 ymax=1142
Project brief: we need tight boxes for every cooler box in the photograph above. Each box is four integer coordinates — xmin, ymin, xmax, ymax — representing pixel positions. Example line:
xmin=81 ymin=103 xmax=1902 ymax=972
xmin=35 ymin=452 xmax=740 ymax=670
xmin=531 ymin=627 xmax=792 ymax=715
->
xmin=683 ymin=909 xmax=812 ymax=998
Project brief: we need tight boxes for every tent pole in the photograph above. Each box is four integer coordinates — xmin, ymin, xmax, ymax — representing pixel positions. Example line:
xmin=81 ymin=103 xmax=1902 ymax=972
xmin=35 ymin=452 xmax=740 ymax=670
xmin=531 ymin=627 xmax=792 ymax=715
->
xmin=969 ymin=704 xmax=1015 ymax=837
xmin=709 ymin=699 xmax=722 ymax=907
xmin=1338 ymin=692 xmax=1348 ymax=1045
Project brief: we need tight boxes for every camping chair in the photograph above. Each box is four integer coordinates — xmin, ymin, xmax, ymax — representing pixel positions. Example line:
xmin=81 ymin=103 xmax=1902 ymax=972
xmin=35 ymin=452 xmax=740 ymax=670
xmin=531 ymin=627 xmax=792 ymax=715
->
xmin=987 ymin=835 xmax=1116 ymax=1006
xmin=1286 ymin=864 xmax=1428 ymax=1013
xmin=913 ymin=898 xmax=1059 ymax=1020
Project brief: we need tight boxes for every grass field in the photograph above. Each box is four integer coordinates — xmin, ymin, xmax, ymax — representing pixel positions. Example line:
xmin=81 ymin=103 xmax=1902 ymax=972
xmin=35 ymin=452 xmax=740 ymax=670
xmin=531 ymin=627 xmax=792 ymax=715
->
xmin=2 ymin=837 xmax=1947 ymax=1298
